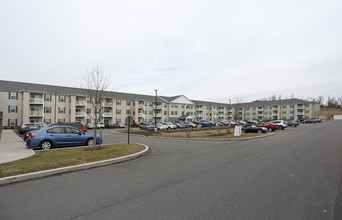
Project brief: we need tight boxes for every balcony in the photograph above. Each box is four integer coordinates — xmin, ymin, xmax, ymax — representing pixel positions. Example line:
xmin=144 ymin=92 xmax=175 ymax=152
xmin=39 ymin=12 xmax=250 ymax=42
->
xmin=138 ymin=104 xmax=146 ymax=109
xmin=29 ymin=98 xmax=43 ymax=104
xmin=154 ymin=105 xmax=162 ymax=110
xmin=75 ymin=112 xmax=86 ymax=117
xmin=196 ymin=107 xmax=203 ymax=111
xmin=138 ymin=113 xmax=146 ymax=117
xmin=155 ymin=113 xmax=162 ymax=118
xmin=76 ymin=101 xmax=86 ymax=106
xmin=30 ymin=111 xmax=43 ymax=117
xmin=218 ymin=113 xmax=224 ymax=117
xmin=297 ymin=106 xmax=304 ymax=110
xmin=102 ymin=102 xmax=113 ymax=107
xmin=197 ymin=114 xmax=203 ymax=117
xmin=103 ymin=112 xmax=112 ymax=117
xmin=297 ymin=111 xmax=304 ymax=115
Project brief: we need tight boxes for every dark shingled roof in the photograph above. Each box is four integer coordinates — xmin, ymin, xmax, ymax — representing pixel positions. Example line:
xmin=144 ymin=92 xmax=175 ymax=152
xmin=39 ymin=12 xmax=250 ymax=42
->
xmin=0 ymin=80 xmax=316 ymax=107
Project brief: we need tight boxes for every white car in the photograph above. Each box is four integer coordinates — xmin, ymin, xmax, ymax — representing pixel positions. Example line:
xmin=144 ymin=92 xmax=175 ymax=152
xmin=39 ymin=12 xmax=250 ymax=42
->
xmin=97 ymin=122 xmax=105 ymax=129
xmin=270 ymin=120 xmax=288 ymax=130
xmin=162 ymin=122 xmax=177 ymax=130
xmin=156 ymin=123 xmax=168 ymax=131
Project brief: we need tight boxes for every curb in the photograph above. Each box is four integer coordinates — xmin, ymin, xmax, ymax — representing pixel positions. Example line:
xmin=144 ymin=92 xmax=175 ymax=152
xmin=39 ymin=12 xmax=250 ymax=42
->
xmin=112 ymin=130 xmax=274 ymax=141
xmin=0 ymin=143 xmax=149 ymax=186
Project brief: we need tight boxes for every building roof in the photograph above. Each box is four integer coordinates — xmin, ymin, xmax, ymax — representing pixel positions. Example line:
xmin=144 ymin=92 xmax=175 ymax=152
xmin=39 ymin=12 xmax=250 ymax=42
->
xmin=0 ymin=80 xmax=316 ymax=107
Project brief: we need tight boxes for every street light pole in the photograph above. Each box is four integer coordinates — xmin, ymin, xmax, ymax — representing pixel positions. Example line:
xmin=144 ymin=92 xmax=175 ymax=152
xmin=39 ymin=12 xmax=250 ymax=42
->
xmin=228 ymin=99 xmax=231 ymax=127
xmin=154 ymin=89 xmax=157 ymax=129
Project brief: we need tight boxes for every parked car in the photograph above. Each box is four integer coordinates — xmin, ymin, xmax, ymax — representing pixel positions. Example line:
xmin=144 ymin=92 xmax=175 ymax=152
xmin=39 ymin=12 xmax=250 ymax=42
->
xmin=86 ymin=123 xmax=95 ymax=129
xmin=139 ymin=123 xmax=155 ymax=131
xmin=287 ymin=121 xmax=299 ymax=127
xmin=48 ymin=122 xmax=87 ymax=132
xmin=303 ymin=118 xmax=318 ymax=124
xmin=18 ymin=123 xmax=41 ymax=135
xmin=113 ymin=123 xmax=126 ymax=128
xmin=156 ymin=123 xmax=168 ymax=131
xmin=131 ymin=122 xmax=140 ymax=127
xmin=181 ymin=121 xmax=197 ymax=128
xmin=242 ymin=125 xmax=268 ymax=133
xmin=105 ymin=122 xmax=115 ymax=128
xmin=97 ymin=122 xmax=105 ymax=129
xmin=174 ymin=123 xmax=184 ymax=129
xmin=270 ymin=120 xmax=288 ymax=130
xmin=26 ymin=126 xmax=102 ymax=150
xmin=257 ymin=122 xmax=278 ymax=132
xmin=162 ymin=122 xmax=177 ymax=130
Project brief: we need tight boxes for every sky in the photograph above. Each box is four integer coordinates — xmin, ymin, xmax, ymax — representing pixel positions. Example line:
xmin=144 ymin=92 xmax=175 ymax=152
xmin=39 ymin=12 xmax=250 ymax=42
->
xmin=1 ymin=0 xmax=341 ymax=103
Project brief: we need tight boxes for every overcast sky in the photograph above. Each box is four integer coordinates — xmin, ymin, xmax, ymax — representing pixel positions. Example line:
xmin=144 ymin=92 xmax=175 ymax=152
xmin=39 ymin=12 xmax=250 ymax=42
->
xmin=1 ymin=0 xmax=341 ymax=103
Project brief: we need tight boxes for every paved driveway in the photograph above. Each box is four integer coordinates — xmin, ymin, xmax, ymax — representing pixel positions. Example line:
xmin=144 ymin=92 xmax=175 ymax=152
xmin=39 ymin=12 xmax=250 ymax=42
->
xmin=1 ymin=121 xmax=342 ymax=219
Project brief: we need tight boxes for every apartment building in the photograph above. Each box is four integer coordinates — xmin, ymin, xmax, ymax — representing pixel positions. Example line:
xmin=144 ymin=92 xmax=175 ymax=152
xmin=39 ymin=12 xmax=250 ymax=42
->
xmin=0 ymin=80 xmax=320 ymax=127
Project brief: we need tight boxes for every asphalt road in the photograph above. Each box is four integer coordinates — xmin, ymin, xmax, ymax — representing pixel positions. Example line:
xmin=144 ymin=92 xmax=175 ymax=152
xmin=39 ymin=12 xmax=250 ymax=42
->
xmin=1 ymin=121 xmax=342 ymax=219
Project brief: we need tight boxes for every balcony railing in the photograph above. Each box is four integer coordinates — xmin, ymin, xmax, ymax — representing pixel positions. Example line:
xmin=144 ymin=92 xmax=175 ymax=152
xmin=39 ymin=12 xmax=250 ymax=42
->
xmin=75 ymin=112 xmax=86 ymax=117
xmin=102 ymin=102 xmax=113 ymax=107
xmin=29 ymin=98 xmax=43 ymax=104
xmin=155 ymin=113 xmax=162 ymax=117
xmin=102 ymin=112 xmax=113 ymax=117
xmin=29 ymin=111 xmax=43 ymax=117
xmin=138 ymin=104 xmax=146 ymax=109
xmin=197 ymin=114 xmax=203 ymax=117
xmin=154 ymin=105 xmax=162 ymax=110
xmin=76 ymin=101 xmax=86 ymax=106
xmin=297 ymin=106 xmax=304 ymax=110
xmin=138 ymin=113 xmax=146 ymax=117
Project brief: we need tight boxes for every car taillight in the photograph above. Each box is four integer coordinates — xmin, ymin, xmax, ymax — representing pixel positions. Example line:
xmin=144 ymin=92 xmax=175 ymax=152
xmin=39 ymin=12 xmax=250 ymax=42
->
xmin=30 ymin=134 xmax=37 ymax=138
xmin=19 ymin=126 xmax=22 ymax=130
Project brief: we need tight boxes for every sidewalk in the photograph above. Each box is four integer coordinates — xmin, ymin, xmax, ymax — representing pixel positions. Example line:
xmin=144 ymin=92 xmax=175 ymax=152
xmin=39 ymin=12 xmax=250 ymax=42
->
xmin=0 ymin=130 xmax=35 ymax=164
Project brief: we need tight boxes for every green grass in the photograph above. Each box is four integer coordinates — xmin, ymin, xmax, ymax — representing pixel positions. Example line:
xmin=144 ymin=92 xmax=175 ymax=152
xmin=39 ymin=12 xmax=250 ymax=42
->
xmin=0 ymin=144 xmax=145 ymax=178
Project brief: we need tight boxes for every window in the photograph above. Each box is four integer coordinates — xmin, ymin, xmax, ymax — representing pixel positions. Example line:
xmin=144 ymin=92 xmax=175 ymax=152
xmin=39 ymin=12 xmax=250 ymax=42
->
xmin=283 ymin=105 xmax=286 ymax=108
xmin=290 ymin=110 xmax=294 ymax=114
xmin=116 ymin=109 xmax=121 ymax=115
xmin=8 ymin=92 xmax=18 ymax=100
xmin=58 ymin=96 xmax=66 ymax=102
xmin=149 ymin=102 xmax=153 ymax=107
xmin=44 ymin=118 xmax=51 ymax=124
xmin=116 ymin=119 xmax=121 ymax=123
xmin=44 ymin=107 xmax=52 ymax=113
xmin=149 ymin=110 xmax=153 ymax=115
xmin=86 ymin=119 xmax=91 ymax=124
xmin=58 ymin=107 xmax=66 ymax=114
xmin=175 ymin=104 xmax=178 ymax=108
xmin=8 ymin=119 xmax=17 ymax=126
xmin=290 ymin=105 xmax=294 ymax=108
xmin=164 ymin=111 xmax=167 ymax=115
xmin=66 ymin=127 xmax=80 ymax=134
xmin=47 ymin=127 xmax=65 ymax=134
xmin=164 ymin=104 xmax=167 ymax=108
xmin=116 ymin=100 xmax=121 ymax=105
xmin=305 ymin=110 xmax=310 ymax=113
xmin=126 ymin=100 xmax=131 ymax=106
xmin=58 ymin=118 xmax=65 ymax=123
xmin=171 ymin=111 xmax=174 ymax=115
xmin=87 ymin=98 xmax=91 ymax=103
xmin=8 ymin=105 xmax=18 ymax=113
xmin=282 ymin=111 xmax=286 ymax=114
xmin=305 ymin=104 xmax=310 ymax=107
xmin=44 ymin=94 xmax=52 ymax=102
xmin=171 ymin=104 xmax=175 ymax=108
xmin=86 ymin=108 xmax=91 ymax=114
xmin=126 ymin=110 xmax=130 ymax=115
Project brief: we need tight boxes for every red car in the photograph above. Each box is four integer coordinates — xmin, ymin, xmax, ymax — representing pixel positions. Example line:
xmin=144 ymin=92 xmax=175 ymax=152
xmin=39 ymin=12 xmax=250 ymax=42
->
xmin=131 ymin=122 xmax=140 ymax=127
xmin=257 ymin=123 xmax=278 ymax=132
xmin=48 ymin=122 xmax=87 ymax=132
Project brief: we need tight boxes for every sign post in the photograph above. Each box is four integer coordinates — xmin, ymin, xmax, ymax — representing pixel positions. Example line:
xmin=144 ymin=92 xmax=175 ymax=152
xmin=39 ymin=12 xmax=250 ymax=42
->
xmin=125 ymin=116 xmax=132 ymax=144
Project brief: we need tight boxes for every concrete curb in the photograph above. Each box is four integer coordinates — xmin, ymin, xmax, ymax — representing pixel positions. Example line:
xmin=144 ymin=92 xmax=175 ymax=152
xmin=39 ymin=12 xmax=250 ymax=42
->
xmin=112 ymin=130 xmax=274 ymax=141
xmin=0 ymin=143 xmax=149 ymax=186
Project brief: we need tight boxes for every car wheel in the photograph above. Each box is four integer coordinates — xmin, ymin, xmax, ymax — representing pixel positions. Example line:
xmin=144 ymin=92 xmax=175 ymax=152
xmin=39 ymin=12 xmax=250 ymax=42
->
xmin=87 ymin=138 xmax=94 ymax=146
xmin=40 ymin=140 xmax=52 ymax=150
xmin=257 ymin=129 xmax=262 ymax=133
xmin=268 ymin=128 xmax=273 ymax=132
xmin=280 ymin=126 xmax=284 ymax=130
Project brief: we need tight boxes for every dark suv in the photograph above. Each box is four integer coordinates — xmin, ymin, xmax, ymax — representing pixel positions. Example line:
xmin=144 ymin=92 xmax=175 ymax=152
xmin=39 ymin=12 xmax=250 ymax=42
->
xmin=48 ymin=123 xmax=87 ymax=132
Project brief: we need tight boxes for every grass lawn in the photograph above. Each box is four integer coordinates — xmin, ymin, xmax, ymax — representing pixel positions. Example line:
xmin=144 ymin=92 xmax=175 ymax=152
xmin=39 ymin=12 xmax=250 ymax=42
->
xmin=0 ymin=143 xmax=145 ymax=178
xmin=117 ymin=128 xmax=266 ymax=139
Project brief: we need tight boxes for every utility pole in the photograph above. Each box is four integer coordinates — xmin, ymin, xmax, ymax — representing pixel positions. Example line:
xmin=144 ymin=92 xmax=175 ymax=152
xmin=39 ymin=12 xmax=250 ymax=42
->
xmin=228 ymin=99 xmax=231 ymax=127
xmin=154 ymin=89 xmax=157 ymax=129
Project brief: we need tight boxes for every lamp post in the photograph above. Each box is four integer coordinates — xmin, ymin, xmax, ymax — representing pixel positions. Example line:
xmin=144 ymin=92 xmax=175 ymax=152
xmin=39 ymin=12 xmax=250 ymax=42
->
xmin=228 ymin=99 xmax=231 ymax=127
xmin=154 ymin=89 xmax=157 ymax=129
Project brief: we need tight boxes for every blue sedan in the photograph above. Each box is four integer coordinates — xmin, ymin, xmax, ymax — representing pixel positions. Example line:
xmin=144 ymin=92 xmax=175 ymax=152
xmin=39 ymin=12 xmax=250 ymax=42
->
xmin=26 ymin=126 xmax=102 ymax=150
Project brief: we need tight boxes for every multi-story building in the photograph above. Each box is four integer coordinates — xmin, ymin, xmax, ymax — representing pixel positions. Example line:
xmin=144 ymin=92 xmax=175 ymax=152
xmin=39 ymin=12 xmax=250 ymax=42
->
xmin=0 ymin=80 xmax=320 ymax=127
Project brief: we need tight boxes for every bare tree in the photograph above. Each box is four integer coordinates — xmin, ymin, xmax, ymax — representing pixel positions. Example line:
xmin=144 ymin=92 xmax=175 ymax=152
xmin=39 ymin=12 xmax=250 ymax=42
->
xmin=317 ymin=96 xmax=324 ymax=107
xmin=82 ymin=65 xmax=111 ymax=148
xmin=235 ymin=95 xmax=243 ymax=104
